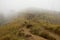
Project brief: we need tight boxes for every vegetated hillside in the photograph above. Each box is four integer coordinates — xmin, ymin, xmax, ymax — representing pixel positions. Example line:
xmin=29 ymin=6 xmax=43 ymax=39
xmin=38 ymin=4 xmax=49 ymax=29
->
xmin=0 ymin=10 xmax=60 ymax=40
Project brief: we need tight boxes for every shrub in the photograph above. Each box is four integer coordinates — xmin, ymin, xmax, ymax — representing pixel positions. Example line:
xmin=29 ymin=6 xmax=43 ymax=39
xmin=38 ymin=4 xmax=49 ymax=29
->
xmin=30 ymin=27 xmax=56 ymax=40
xmin=54 ymin=27 xmax=60 ymax=35
xmin=17 ymin=32 xmax=25 ymax=37
xmin=2 ymin=37 xmax=11 ymax=40
xmin=39 ymin=32 xmax=56 ymax=40
xmin=25 ymin=34 xmax=32 ymax=38
xmin=26 ymin=24 xmax=33 ymax=28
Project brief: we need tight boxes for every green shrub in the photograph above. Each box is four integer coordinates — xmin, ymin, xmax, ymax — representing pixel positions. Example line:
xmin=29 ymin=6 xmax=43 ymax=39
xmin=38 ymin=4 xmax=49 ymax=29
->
xmin=30 ymin=27 xmax=56 ymax=40
xmin=54 ymin=27 xmax=60 ymax=35
xmin=2 ymin=37 xmax=11 ymax=40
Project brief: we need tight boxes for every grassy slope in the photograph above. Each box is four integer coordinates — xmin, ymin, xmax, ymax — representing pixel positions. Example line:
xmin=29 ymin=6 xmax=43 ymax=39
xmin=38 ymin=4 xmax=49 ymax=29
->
xmin=0 ymin=12 xmax=60 ymax=40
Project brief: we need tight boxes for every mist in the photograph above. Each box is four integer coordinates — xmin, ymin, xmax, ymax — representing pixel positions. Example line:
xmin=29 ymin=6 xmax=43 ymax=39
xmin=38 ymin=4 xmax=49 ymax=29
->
xmin=0 ymin=0 xmax=60 ymax=24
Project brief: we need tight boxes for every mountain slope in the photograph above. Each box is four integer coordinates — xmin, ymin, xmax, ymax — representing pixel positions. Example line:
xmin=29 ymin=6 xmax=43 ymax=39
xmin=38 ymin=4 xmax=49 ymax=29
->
xmin=0 ymin=9 xmax=60 ymax=40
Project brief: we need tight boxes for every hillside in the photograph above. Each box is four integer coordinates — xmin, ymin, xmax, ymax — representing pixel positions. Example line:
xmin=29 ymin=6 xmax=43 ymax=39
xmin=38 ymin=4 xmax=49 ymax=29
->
xmin=0 ymin=10 xmax=60 ymax=40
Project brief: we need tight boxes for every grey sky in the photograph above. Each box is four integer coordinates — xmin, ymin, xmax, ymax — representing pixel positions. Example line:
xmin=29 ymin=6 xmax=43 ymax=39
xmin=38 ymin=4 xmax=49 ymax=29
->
xmin=0 ymin=0 xmax=60 ymax=17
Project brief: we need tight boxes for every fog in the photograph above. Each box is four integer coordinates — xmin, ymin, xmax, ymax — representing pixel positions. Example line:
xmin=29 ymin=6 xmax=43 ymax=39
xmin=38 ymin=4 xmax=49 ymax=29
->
xmin=0 ymin=0 xmax=60 ymax=17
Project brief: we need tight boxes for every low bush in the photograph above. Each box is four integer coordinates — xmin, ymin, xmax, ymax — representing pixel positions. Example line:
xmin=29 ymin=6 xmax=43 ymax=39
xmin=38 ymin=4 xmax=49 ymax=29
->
xmin=2 ymin=37 xmax=11 ymax=40
xmin=30 ymin=27 xmax=56 ymax=40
